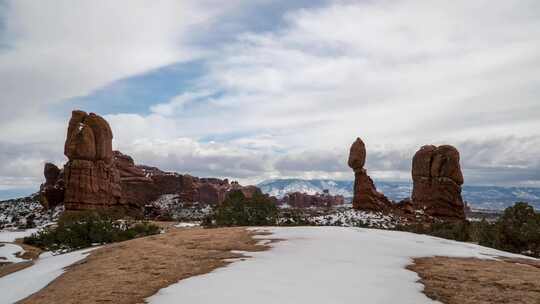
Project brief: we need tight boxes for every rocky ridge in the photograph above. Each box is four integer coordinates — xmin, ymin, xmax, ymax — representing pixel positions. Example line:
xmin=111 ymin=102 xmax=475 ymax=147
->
xmin=38 ymin=110 xmax=264 ymax=216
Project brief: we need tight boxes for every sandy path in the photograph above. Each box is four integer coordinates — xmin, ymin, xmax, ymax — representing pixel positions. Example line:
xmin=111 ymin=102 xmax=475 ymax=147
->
xmin=409 ymin=256 xmax=540 ymax=304
xmin=19 ymin=227 xmax=269 ymax=304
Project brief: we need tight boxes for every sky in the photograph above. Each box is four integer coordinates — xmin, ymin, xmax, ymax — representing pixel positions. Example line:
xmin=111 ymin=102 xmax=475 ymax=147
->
xmin=0 ymin=0 xmax=539 ymax=199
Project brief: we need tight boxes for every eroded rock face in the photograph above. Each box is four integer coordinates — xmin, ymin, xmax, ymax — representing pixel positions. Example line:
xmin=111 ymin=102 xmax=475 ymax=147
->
xmin=63 ymin=110 xmax=122 ymax=211
xmin=348 ymin=138 xmax=366 ymax=172
xmin=411 ymin=145 xmax=465 ymax=220
xmin=39 ymin=163 xmax=65 ymax=209
xmin=348 ymin=137 xmax=392 ymax=211
xmin=42 ymin=109 xmax=269 ymax=215
xmin=113 ymin=151 xmax=159 ymax=207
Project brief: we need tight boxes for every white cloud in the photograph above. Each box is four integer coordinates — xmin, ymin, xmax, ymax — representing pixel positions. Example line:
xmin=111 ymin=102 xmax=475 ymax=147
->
xmin=120 ymin=0 xmax=540 ymax=184
xmin=1 ymin=0 xmax=540 ymax=192
xmin=0 ymin=0 xmax=248 ymax=141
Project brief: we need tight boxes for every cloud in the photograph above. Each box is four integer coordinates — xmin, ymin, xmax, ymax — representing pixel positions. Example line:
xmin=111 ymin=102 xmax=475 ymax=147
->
xmin=0 ymin=141 xmax=63 ymax=190
xmin=1 ymin=0 xmax=540 ymax=194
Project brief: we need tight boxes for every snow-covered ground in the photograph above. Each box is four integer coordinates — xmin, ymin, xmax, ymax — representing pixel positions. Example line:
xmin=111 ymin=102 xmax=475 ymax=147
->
xmin=0 ymin=247 xmax=96 ymax=303
xmin=304 ymin=208 xmax=404 ymax=229
xmin=0 ymin=228 xmax=39 ymax=243
xmin=147 ymin=226 xmax=530 ymax=304
xmin=174 ymin=222 xmax=200 ymax=228
xmin=151 ymin=194 xmax=213 ymax=221
xmin=0 ymin=243 xmax=27 ymax=263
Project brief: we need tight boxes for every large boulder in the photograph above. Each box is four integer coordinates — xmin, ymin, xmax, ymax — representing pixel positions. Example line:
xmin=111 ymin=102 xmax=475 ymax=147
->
xmin=348 ymin=138 xmax=366 ymax=172
xmin=411 ymin=145 xmax=465 ymax=220
xmin=348 ymin=137 xmax=392 ymax=211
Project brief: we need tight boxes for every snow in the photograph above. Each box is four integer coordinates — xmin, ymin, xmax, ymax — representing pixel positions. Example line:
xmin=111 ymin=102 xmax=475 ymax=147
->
xmin=0 ymin=243 xmax=27 ymax=263
xmin=0 ymin=228 xmax=39 ymax=243
xmin=174 ymin=222 xmax=200 ymax=228
xmin=147 ymin=226 xmax=530 ymax=304
xmin=150 ymin=194 xmax=212 ymax=221
xmin=304 ymin=207 xmax=404 ymax=229
xmin=0 ymin=247 xmax=96 ymax=303
xmin=259 ymin=179 xmax=354 ymax=199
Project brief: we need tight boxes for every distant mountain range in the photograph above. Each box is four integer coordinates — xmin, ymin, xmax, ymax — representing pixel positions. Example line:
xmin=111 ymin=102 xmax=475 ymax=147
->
xmin=257 ymin=179 xmax=540 ymax=210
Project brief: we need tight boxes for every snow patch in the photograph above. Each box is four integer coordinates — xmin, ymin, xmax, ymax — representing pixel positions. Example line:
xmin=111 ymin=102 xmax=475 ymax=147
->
xmin=147 ymin=227 xmax=530 ymax=304
xmin=0 ymin=228 xmax=39 ymax=243
xmin=0 ymin=247 xmax=97 ymax=303
xmin=0 ymin=243 xmax=27 ymax=264
xmin=174 ymin=222 xmax=200 ymax=228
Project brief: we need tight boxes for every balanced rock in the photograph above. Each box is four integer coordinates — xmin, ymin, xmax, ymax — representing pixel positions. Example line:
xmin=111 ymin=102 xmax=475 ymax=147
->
xmin=411 ymin=145 xmax=465 ymax=220
xmin=348 ymin=137 xmax=392 ymax=211
xmin=63 ymin=110 xmax=122 ymax=211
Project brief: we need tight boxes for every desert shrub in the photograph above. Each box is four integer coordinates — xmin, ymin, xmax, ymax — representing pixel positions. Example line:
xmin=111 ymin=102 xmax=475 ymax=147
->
xmin=277 ymin=208 xmax=312 ymax=226
xmin=490 ymin=202 xmax=540 ymax=256
xmin=399 ymin=202 xmax=540 ymax=257
xmin=396 ymin=220 xmax=470 ymax=242
xmin=24 ymin=211 xmax=160 ymax=252
xmin=469 ymin=219 xmax=497 ymax=246
xmin=210 ymin=190 xmax=278 ymax=227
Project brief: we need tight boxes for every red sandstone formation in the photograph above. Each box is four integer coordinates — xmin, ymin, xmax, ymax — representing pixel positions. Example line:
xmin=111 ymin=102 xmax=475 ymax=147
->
xmin=348 ymin=138 xmax=392 ymax=211
xmin=40 ymin=111 xmax=264 ymax=214
xmin=113 ymin=151 xmax=159 ymax=207
xmin=39 ymin=163 xmax=65 ymax=209
xmin=63 ymin=110 xmax=122 ymax=211
xmin=278 ymin=191 xmax=345 ymax=208
xmin=411 ymin=145 xmax=465 ymax=220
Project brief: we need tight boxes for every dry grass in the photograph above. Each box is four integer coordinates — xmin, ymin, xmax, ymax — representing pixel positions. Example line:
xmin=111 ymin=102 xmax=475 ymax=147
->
xmin=408 ymin=256 xmax=540 ymax=304
xmin=19 ymin=227 xmax=271 ymax=304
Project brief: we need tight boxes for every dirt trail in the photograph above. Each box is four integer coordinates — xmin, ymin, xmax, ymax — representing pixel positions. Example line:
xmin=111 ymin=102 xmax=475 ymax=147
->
xmin=20 ymin=227 xmax=270 ymax=304
xmin=409 ymin=256 xmax=540 ymax=304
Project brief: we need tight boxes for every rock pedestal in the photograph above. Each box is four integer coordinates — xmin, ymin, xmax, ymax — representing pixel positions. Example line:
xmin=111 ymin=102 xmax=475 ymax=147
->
xmin=411 ymin=145 xmax=465 ymax=220
xmin=348 ymin=138 xmax=392 ymax=211
xmin=63 ymin=110 xmax=122 ymax=211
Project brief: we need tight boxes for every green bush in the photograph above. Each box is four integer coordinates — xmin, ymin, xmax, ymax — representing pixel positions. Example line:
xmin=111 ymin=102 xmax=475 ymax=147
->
xmin=210 ymin=190 xmax=278 ymax=227
xmin=396 ymin=221 xmax=470 ymax=242
xmin=24 ymin=211 xmax=160 ymax=252
xmin=399 ymin=202 xmax=540 ymax=257
xmin=490 ymin=202 xmax=540 ymax=256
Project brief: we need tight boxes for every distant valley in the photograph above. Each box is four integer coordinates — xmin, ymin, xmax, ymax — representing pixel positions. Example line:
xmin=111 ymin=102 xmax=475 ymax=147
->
xmin=258 ymin=179 xmax=540 ymax=210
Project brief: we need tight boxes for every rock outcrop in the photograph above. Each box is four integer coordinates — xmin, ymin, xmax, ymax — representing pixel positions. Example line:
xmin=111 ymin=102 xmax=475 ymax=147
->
xmin=278 ymin=191 xmax=345 ymax=208
xmin=39 ymin=163 xmax=65 ymax=209
xmin=411 ymin=145 xmax=465 ymax=220
xmin=113 ymin=151 xmax=159 ymax=208
xmin=39 ymin=109 xmax=272 ymax=215
xmin=348 ymin=138 xmax=392 ymax=211
xmin=63 ymin=110 xmax=122 ymax=211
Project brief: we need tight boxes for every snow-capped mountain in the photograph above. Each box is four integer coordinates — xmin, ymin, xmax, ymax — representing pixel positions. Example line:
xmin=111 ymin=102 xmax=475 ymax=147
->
xmin=257 ymin=179 xmax=540 ymax=210
xmin=258 ymin=179 xmax=354 ymax=199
